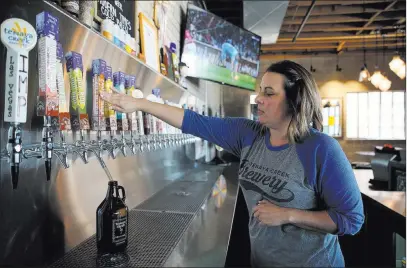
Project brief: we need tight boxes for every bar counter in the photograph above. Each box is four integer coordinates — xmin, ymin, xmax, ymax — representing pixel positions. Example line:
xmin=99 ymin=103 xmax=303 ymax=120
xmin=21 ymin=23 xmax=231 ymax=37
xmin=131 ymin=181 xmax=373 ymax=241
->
xmin=353 ymin=169 xmax=406 ymax=218
xmin=340 ymin=169 xmax=406 ymax=267
xmin=48 ymin=163 xmax=239 ymax=267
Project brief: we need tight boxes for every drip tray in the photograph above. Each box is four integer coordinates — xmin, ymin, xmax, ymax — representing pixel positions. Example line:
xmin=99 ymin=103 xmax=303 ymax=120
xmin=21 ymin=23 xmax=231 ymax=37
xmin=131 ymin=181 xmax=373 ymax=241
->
xmin=49 ymin=211 xmax=193 ymax=268
xmin=136 ymin=180 xmax=215 ymax=214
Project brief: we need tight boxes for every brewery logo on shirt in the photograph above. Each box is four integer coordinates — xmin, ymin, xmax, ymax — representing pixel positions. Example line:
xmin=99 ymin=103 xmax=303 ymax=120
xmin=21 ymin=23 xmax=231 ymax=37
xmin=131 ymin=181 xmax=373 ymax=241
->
xmin=239 ymin=159 xmax=295 ymax=202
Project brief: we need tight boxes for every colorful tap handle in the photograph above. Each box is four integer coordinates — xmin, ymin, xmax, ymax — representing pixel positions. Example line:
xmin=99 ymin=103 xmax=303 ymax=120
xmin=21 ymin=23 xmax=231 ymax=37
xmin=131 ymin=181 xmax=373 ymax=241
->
xmin=1 ymin=18 xmax=37 ymax=123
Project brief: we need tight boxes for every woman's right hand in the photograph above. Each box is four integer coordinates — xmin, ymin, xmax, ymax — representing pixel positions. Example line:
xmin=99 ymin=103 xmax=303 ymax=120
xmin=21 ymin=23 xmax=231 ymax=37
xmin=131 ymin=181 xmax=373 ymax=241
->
xmin=101 ymin=88 xmax=185 ymax=129
xmin=100 ymin=88 xmax=139 ymax=113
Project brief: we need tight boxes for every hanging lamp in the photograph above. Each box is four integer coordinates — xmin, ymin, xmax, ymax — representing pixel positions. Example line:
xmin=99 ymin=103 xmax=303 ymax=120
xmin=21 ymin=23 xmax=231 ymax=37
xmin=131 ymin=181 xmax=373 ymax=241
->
xmin=359 ymin=0 xmax=371 ymax=82
xmin=378 ymin=34 xmax=391 ymax=91
xmin=370 ymin=30 xmax=385 ymax=88
xmin=389 ymin=28 xmax=406 ymax=79
xmin=358 ymin=18 xmax=370 ymax=82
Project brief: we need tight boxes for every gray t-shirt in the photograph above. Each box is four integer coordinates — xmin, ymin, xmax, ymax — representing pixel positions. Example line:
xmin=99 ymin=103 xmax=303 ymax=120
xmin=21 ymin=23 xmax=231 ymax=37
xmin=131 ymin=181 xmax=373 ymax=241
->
xmin=181 ymin=110 xmax=365 ymax=267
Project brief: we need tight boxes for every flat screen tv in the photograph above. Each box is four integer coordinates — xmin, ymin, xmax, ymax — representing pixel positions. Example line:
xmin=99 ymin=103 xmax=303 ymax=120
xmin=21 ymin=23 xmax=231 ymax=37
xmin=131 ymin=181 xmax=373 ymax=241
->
xmin=181 ymin=4 xmax=261 ymax=91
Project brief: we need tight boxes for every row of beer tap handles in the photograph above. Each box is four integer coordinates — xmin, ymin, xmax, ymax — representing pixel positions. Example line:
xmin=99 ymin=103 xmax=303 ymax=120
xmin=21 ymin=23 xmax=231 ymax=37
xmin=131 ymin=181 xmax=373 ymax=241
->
xmin=0 ymin=18 xmax=199 ymax=189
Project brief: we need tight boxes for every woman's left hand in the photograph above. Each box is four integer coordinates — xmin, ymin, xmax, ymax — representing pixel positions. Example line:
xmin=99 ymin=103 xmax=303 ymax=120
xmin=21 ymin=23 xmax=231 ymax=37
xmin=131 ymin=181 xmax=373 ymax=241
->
xmin=253 ymin=200 xmax=292 ymax=226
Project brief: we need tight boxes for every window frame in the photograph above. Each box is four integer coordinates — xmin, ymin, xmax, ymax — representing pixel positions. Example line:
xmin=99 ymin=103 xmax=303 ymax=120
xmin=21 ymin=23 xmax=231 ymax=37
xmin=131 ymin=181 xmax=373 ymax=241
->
xmin=345 ymin=90 xmax=406 ymax=141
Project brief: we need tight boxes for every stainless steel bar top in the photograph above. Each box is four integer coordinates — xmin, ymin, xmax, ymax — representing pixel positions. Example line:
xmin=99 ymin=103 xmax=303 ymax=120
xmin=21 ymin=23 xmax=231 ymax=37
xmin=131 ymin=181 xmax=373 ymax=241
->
xmin=164 ymin=165 xmax=239 ymax=267
xmin=48 ymin=163 xmax=239 ymax=267
xmin=353 ymin=169 xmax=406 ymax=217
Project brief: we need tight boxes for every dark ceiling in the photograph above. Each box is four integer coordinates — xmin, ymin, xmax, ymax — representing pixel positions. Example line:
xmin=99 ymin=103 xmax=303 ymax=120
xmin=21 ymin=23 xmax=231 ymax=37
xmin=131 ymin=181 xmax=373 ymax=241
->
xmin=263 ymin=0 xmax=406 ymax=57
xmin=204 ymin=0 xmax=244 ymax=28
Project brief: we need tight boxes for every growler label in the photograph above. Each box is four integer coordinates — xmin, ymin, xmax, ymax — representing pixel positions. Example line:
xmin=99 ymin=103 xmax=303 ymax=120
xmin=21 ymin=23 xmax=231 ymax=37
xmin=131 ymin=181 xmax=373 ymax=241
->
xmin=112 ymin=208 xmax=127 ymax=245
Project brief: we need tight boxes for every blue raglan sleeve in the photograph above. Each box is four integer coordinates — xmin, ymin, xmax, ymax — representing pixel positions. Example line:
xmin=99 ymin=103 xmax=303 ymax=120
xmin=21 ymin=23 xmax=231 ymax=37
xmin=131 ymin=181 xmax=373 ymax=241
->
xmin=181 ymin=109 xmax=258 ymax=156
xmin=317 ymin=137 xmax=365 ymax=236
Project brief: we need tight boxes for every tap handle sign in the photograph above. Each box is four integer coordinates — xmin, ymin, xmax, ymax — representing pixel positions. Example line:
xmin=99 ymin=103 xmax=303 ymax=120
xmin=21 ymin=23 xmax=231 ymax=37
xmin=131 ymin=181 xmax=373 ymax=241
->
xmin=1 ymin=18 xmax=37 ymax=123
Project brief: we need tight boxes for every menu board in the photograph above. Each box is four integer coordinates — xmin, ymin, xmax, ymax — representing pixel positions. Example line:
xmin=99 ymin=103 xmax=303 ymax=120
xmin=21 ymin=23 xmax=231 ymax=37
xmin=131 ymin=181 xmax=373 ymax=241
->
xmin=94 ymin=0 xmax=135 ymax=38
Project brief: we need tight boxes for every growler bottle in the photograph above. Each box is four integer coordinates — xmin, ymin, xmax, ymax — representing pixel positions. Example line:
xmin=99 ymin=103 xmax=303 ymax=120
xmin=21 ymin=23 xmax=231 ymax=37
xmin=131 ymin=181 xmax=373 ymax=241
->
xmin=96 ymin=181 xmax=128 ymax=254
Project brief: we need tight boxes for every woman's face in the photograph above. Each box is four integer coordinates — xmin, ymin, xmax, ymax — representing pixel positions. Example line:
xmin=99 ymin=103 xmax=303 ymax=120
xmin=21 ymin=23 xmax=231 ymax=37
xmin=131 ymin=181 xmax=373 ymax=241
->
xmin=255 ymin=72 xmax=291 ymax=128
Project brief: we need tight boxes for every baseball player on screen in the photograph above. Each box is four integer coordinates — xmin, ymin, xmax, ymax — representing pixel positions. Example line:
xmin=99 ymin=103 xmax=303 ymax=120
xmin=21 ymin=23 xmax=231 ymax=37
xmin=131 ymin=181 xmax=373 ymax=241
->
xmin=221 ymin=42 xmax=240 ymax=78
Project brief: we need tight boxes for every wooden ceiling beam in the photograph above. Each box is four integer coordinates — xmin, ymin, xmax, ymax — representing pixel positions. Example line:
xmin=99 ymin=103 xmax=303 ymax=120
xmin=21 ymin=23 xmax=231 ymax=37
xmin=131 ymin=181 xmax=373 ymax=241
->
xmin=272 ymin=36 xmax=400 ymax=46
xmin=276 ymin=32 xmax=403 ymax=41
xmin=289 ymin=0 xmax=395 ymax=6
xmin=282 ymin=14 xmax=402 ymax=25
xmin=261 ymin=42 xmax=405 ymax=52
xmin=280 ymin=24 xmax=402 ymax=33
xmin=260 ymin=49 xmax=400 ymax=60
xmin=285 ymin=3 xmax=404 ymax=17
xmin=292 ymin=0 xmax=317 ymax=42
xmin=337 ymin=41 xmax=347 ymax=52
xmin=395 ymin=17 xmax=406 ymax=25
xmin=355 ymin=0 xmax=399 ymax=35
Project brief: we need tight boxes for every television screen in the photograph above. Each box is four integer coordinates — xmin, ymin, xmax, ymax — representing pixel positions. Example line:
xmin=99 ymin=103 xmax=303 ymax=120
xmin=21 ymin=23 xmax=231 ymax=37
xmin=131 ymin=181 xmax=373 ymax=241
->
xmin=181 ymin=4 xmax=261 ymax=91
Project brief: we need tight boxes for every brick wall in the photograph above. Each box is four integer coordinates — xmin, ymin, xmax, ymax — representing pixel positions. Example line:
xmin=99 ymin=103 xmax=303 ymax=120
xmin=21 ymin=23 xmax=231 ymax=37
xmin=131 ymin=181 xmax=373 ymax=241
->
xmin=259 ymin=53 xmax=406 ymax=162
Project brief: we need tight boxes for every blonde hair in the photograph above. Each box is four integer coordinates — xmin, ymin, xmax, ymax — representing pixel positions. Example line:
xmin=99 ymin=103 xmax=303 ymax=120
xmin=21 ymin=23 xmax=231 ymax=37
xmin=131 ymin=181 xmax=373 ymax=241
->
xmin=266 ymin=60 xmax=323 ymax=143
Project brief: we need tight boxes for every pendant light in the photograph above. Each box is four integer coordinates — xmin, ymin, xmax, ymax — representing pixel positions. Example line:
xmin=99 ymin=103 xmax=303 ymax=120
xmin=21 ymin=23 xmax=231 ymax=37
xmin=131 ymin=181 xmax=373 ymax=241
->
xmin=389 ymin=28 xmax=406 ymax=79
xmin=370 ymin=30 xmax=385 ymax=88
xmin=336 ymin=53 xmax=342 ymax=72
xmin=359 ymin=0 xmax=371 ymax=82
xmin=359 ymin=49 xmax=370 ymax=82
xmin=378 ymin=34 xmax=391 ymax=91
xmin=358 ymin=21 xmax=370 ymax=82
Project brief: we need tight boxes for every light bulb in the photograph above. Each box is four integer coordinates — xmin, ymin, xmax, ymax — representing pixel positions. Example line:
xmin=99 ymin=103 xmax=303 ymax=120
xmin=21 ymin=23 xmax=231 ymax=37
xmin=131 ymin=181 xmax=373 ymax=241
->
xmin=358 ymin=66 xmax=370 ymax=82
xmin=395 ymin=65 xmax=406 ymax=79
xmin=389 ymin=55 xmax=405 ymax=73
xmin=378 ymin=76 xmax=391 ymax=91
xmin=370 ymin=70 xmax=384 ymax=88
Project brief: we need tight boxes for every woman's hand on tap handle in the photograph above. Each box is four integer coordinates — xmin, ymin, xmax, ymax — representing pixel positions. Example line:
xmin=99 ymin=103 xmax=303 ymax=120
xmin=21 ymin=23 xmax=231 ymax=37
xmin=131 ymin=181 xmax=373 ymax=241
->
xmin=100 ymin=88 xmax=138 ymax=113
xmin=100 ymin=89 xmax=185 ymax=129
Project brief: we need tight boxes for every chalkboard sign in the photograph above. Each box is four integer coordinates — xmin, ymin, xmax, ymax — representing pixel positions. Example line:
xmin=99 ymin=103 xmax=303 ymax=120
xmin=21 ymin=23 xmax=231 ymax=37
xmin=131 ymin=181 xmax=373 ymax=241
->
xmin=94 ymin=0 xmax=135 ymax=38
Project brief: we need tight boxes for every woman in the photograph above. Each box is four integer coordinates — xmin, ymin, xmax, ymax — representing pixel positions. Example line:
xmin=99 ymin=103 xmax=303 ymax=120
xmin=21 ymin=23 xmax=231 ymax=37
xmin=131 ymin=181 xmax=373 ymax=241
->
xmin=101 ymin=60 xmax=364 ymax=267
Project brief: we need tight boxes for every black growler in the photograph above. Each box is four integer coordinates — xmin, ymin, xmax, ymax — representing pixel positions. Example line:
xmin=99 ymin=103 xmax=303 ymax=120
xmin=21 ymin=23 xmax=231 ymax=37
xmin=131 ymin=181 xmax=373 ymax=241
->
xmin=96 ymin=180 xmax=128 ymax=254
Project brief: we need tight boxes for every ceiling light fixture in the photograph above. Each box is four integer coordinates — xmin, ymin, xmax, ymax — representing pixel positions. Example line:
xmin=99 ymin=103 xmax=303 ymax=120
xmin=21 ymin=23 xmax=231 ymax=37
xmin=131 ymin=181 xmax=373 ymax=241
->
xmin=378 ymin=33 xmax=392 ymax=91
xmin=371 ymin=30 xmax=384 ymax=88
xmin=378 ymin=76 xmax=392 ymax=91
xmin=370 ymin=69 xmax=385 ymax=88
xmin=389 ymin=54 xmax=406 ymax=79
xmin=388 ymin=29 xmax=406 ymax=79
xmin=359 ymin=63 xmax=370 ymax=82
xmin=359 ymin=0 xmax=371 ymax=82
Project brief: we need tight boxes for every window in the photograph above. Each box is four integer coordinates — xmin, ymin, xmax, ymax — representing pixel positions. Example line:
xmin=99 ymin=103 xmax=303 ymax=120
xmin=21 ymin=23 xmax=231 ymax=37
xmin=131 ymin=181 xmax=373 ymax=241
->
xmin=322 ymin=99 xmax=342 ymax=137
xmin=346 ymin=91 xmax=405 ymax=140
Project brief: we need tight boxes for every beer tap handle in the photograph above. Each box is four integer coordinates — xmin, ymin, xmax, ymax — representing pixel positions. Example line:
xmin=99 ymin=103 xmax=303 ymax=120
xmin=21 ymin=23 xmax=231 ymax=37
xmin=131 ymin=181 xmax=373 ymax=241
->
xmin=1 ymin=19 xmax=37 ymax=189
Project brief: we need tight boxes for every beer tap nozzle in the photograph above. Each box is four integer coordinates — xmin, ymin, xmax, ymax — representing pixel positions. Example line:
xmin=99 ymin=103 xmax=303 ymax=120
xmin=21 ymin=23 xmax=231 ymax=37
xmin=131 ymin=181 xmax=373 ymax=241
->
xmin=119 ymin=131 xmax=128 ymax=157
xmin=129 ymin=131 xmax=137 ymax=155
xmin=88 ymin=130 xmax=108 ymax=168
xmin=7 ymin=124 xmax=23 ymax=189
xmin=42 ymin=116 xmax=53 ymax=181
xmin=54 ymin=131 xmax=69 ymax=169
